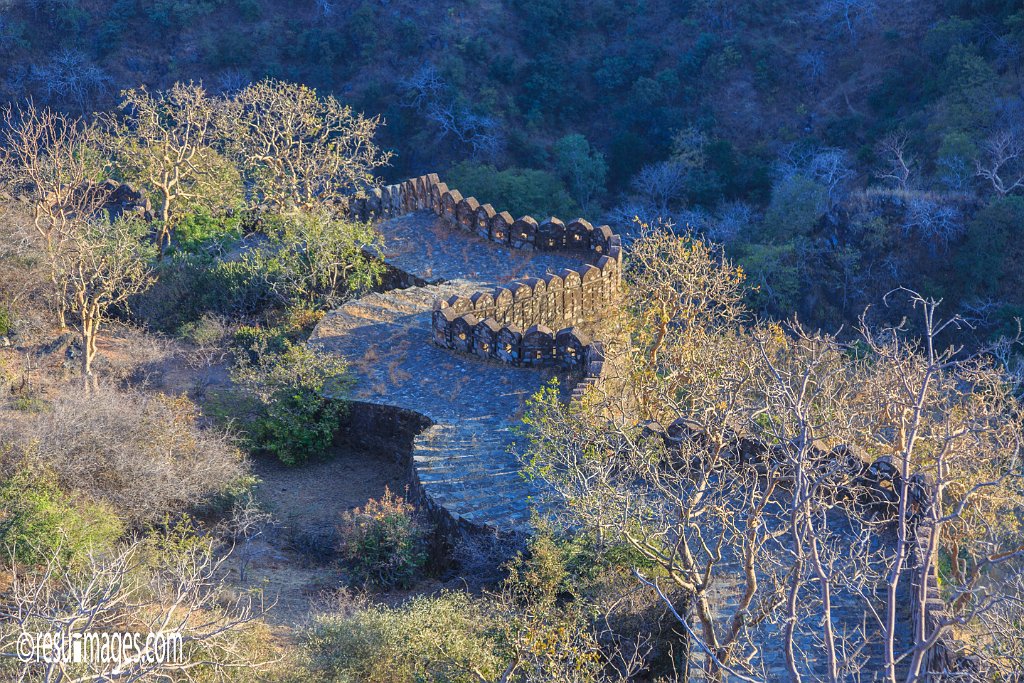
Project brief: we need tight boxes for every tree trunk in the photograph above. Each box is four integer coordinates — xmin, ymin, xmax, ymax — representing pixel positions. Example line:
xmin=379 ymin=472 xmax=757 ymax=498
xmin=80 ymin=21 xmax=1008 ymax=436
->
xmin=81 ymin=324 xmax=94 ymax=391
xmin=80 ymin=313 xmax=99 ymax=391
xmin=157 ymin=191 xmax=173 ymax=257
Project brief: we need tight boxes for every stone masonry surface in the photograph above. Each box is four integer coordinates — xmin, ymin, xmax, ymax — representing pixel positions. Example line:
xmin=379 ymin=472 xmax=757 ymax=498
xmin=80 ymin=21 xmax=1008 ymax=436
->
xmin=309 ymin=279 xmax=564 ymax=532
xmin=373 ymin=211 xmax=582 ymax=287
xmin=311 ymin=174 xmax=622 ymax=533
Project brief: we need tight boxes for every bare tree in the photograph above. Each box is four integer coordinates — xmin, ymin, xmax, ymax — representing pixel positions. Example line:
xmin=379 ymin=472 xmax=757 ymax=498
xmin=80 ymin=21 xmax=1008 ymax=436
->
xmin=521 ymin=377 xmax=788 ymax=681
xmin=220 ymin=493 xmax=272 ymax=584
xmin=856 ymin=292 xmax=1024 ymax=683
xmin=818 ymin=0 xmax=877 ymax=43
xmin=425 ymin=100 xmax=504 ymax=160
xmin=975 ymin=130 xmax=1024 ymax=196
xmin=981 ymin=572 xmax=1024 ymax=679
xmin=401 ymin=65 xmax=505 ymax=161
xmin=749 ymin=324 xmax=877 ymax=682
xmin=0 ymin=534 xmax=271 ymax=681
xmin=901 ymin=197 xmax=963 ymax=250
xmin=54 ymin=216 xmax=155 ymax=387
xmin=315 ymin=0 xmax=336 ymax=17
xmin=102 ymin=83 xmax=241 ymax=254
xmin=708 ymin=201 xmax=754 ymax=244
xmin=797 ymin=50 xmax=827 ymax=83
xmin=401 ymin=64 xmax=446 ymax=111
xmin=521 ymin=230 xmax=1024 ymax=680
xmin=28 ymin=48 xmax=111 ymax=113
xmin=777 ymin=145 xmax=853 ymax=209
xmin=522 ymin=232 xmax=783 ymax=681
xmin=876 ymin=132 xmax=915 ymax=191
xmin=221 ymin=79 xmax=392 ymax=214
xmin=213 ymin=69 xmax=250 ymax=96
xmin=631 ymin=161 xmax=687 ymax=216
xmin=807 ymin=148 xmax=854 ymax=209
xmin=625 ymin=227 xmax=745 ymax=368
xmin=0 ymin=102 xmax=112 ymax=328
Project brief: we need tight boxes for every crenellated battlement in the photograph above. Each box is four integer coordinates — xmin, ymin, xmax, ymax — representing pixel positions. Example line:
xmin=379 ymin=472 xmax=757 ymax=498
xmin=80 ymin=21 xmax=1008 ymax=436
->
xmin=341 ymin=174 xmax=623 ymax=398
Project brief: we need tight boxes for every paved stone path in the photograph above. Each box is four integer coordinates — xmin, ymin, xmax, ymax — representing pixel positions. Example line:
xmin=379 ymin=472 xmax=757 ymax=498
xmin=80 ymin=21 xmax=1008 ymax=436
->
xmin=375 ymin=211 xmax=582 ymax=286
xmin=310 ymin=212 xmax=580 ymax=533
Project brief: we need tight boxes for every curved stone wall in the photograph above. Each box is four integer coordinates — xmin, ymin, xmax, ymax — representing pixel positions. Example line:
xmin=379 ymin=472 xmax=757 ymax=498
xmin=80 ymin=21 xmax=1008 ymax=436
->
xmin=336 ymin=177 xmax=982 ymax=674
xmin=376 ymin=174 xmax=625 ymax=383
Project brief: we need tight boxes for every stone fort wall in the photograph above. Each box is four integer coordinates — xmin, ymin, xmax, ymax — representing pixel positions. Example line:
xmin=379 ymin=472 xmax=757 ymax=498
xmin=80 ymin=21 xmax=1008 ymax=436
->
xmin=339 ymin=177 xmax=980 ymax=679
xmin=343 ymin=174 xmax=620 ymax=398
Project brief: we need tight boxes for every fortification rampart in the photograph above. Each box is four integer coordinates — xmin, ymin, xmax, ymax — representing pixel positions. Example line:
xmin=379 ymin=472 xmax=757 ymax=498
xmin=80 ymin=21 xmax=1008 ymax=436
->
xmin=341 ymin=174 xmax=621 ymax=397
xmin=329 ymin=176 xmax=982 ymax=678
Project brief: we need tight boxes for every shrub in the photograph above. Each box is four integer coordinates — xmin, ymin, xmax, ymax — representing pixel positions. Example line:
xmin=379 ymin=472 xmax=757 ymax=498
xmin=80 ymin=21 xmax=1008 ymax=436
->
xmin=233 ymin=324 xmax=287 ymax=358
xmin=0 ymin=469 xmax=122 ymax=569
xmin=131 ymin=252 xmax=279 ymax=332
xmin=11 ymin=397 xmax=48 ymax=412
xmin=303 ymin=592 xmax=502 ymax=683
xmin=283 ymin=306 xmax=325 ymax=336
xmin=176 ymin=313 xmax=233 ymax=368
xmin=0 ymin=517 xmax=272 ymax=681
xmin=172 ymin=210 xmax=243 ymax=255
xmin=338 ymin=486 xmax=428 ymax=589
xmin=15 ymin=387 xmax=246 ymax=527
xmin=177 ymin=312 xmax=231 ymax=347
xmin=0 ymin=306 xmax=11 ymax=336
xmin=446 ymin=161 xmax=577 ymax=218
xmin=233 ymin=340 xmax=349 ymax=465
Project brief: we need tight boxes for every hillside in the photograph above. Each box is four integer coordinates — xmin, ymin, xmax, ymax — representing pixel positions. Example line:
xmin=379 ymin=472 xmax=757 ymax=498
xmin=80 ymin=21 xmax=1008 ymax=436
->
xmin=1 ymin=2 xmax=1024 ymax=681
xmin=3 ymin=0 xmax=1023 ymax=335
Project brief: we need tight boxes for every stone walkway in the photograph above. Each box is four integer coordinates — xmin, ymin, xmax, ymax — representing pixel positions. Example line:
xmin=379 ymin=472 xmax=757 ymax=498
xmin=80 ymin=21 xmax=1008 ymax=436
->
xmin=310 ymin=212 xmax=580 ymax=533
xmin=374 ymin=211 xmax=582 ymax=286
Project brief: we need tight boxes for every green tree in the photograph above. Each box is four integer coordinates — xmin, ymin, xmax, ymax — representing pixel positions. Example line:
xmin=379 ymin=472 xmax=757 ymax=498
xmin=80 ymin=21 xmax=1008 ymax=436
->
xmin=261 ymin=211 xmax=385 ymax=310
xmin=551 ymin=134 xmax=607 ymax=215
xmin=938 ymin=45 xmax=997 ymax=132
xmin=763 ymin=173 xmax=827 ymax=238
xmin=954 ymin=195 xmax=1024 ymax=299
xmin=446 ymin=161 xmax=576 ymax=218
xmin=104 ymin=82 xmax=242 ymax=254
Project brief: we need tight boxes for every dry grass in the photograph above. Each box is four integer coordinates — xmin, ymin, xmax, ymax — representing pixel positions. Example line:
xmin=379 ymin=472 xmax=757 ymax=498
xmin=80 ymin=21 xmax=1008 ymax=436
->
xmin=9 ymin=385 xmax=248 ymax=527
xmin=94 ymin=322 xmax=181 ymax=385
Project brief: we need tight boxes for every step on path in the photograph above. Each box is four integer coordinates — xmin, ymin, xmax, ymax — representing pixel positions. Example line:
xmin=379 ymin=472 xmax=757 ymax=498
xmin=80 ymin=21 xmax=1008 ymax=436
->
xmin=309 ymin=212 xmax=582 ymax=533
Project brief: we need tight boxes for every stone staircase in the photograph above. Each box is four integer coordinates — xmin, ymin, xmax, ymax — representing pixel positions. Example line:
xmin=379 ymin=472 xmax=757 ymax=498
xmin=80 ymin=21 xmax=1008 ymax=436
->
xmin=413 ymin=422 xmax=542 ymax=530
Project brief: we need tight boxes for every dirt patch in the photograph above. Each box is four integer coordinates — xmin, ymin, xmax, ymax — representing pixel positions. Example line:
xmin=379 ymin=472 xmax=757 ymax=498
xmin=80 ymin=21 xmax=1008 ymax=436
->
xmin=235 ymin=446 xmax=408 ymax=628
